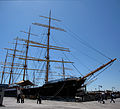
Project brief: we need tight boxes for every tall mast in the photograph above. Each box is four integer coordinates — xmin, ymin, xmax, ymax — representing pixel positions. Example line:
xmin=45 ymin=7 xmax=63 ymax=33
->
xmin=45 ymin=11 xmax=51 ymax=83
xmin=9 ymin=37 xmax=18 ymax=85
xmin=33 ymin=71 xmax=35 ymax=87
xmin=23 ymin=26 xmax=31 ymax=81
xmin=1 ymin=50 xmax=8 ymax=84
xmin=32 ymin=12 xmax=67 ymax=83
xmin=62 ymin=59 xmax=65 ymax=80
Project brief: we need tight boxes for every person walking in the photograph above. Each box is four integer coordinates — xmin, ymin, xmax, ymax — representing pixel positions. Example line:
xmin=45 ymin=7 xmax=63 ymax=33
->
xmin=17 ymin=94 xmax=21 ymax=103
xmin=21 ymin=94 xmax=25 ymax=103
xmin=37 ymin=94 xmax=42 ymax=104
xmin=17 ymin=87 xmax=21 ymax=103
xmin=96 ymin=93 xmax=101 ymax=103
xmin=110 ymin=93 xmax=115 ymax=103
xmin=100 ymin=93 xmax=105 ymax=104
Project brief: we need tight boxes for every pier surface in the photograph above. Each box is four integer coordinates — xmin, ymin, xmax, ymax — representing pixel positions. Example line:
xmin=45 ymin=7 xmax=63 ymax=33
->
xmin=1 ymin=97 xmax=120 ymax=109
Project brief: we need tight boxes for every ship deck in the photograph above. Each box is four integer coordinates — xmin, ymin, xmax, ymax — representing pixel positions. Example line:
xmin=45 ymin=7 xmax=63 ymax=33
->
xmin=1 ymin=97 xmax=120 ymax=109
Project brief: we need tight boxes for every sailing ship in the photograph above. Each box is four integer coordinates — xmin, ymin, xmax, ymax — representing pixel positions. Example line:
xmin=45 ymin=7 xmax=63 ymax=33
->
xmin=0 ymin=11 xmax=116 ymax=99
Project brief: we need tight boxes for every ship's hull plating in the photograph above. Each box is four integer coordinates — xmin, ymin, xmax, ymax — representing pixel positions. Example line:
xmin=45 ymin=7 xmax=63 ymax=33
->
xmin=23 ymin=79 xmax=85 ymax=98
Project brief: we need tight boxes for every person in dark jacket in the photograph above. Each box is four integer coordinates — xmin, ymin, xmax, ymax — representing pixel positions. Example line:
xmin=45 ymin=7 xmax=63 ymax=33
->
xmin=21 ymin=94 xmax=25 ymax=103
xmin=100 ymin=93 xmax=105 ymax=104
xmin=110 ymin=93 xmax=115 ymax=103
xmin=37 ymin=94 xmax=42 ymax=104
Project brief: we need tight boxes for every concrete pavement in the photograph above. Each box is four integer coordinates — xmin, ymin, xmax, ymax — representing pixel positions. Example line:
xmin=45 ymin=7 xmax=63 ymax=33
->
xmin=1 ymin=97 xmax=120 ymax=109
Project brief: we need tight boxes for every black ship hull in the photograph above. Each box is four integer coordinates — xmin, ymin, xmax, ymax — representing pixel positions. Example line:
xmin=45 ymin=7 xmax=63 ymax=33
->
xmin=22 ymin=78 xmax=86 ymax=99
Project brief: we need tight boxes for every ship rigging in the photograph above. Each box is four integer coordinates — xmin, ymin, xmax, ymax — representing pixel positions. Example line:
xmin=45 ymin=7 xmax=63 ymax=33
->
xmin=0 ymin=11 xmax=116 ymax=98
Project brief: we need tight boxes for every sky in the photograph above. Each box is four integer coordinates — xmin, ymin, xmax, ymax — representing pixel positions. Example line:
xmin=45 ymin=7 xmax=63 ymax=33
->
xmin=0 ymin=0 xmax=120 ymax=91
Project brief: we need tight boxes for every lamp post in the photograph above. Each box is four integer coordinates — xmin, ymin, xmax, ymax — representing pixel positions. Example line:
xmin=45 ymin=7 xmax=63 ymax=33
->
xmin=112 ymin=87 xmax=115 ymax=92
xmin=98 ymin=85 xmax=102 ymax=92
